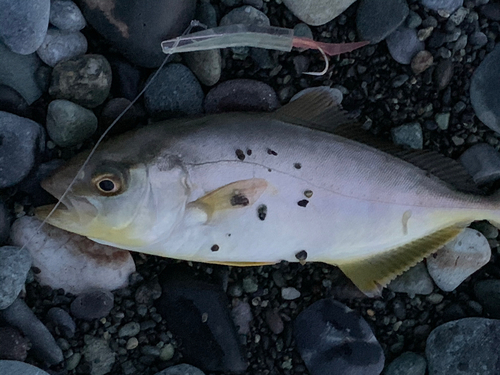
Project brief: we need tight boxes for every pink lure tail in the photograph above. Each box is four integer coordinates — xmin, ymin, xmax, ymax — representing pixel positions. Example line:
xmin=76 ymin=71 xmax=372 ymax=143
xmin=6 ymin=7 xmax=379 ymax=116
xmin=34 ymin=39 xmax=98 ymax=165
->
xmin=292 ymin=37 xmax=370 ymax=56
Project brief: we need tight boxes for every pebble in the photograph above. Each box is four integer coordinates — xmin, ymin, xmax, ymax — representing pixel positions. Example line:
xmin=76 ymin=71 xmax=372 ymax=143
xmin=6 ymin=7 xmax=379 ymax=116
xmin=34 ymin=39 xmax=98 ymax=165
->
xmin=0 ymin=246 xmax=32 ymax=309
xmin=231 ymin=300 xmax=253 ymax=335
xmin=11 ymin=216 xmax=135 ymax=295
xmin=0 ymin=201 xmax=9 ymax=244
xmin=474 ymin=279 xmax=500 ymax=318
xmin=0 ymin=326 xmax=29 ymax=361
xmin=391 ymin=122 xmax=423 ymax=149
xmin=82 ymin=336 xmax=116 ymax=375
xmin=281 ymin=287 xmax=301 ymax=300
xmin=386 ymin=27 xmax=425 ymax=65
xmin=411 ymin=50 xmax=433 ymax=74
xmin=119 ymin=322 xmax=141 ymax=338
xmin=79 ymin=0 xmax=196 ymax=67
xmin=265 ymin=309 xmax=284 ymax=334
xmin=135 ymin=280 xmax=162 ymax=305
xmin=470 ymin=44 xmax=500 ymax=134
xmin=0 ymin=360 xmax=50 ymax=375
xmin=294 ymin=298 xmax=384 ymax=375
xmin=282 ymin=0 xmax=356 ymax=26
xmin=159 ymin=343 xmax=175 ymax=361
xmin=154 ymin=364 xmax=206 ymax=375
xmin=126 ymin=337 xmax=139 ymax=350
xmin=356 ymin=0 xmax=409 ymax=44
xmin=0 ymin=42 xmax=42 ymax=104
xmin=0 ymin=298 xmax=64 ymax=365
xmin=242 ymin=276 xmax=259 ymax=293
xmin=49 ymin=54 xmax=112 ymax=108
xmin=435 ymin=112 xmax=450 ymax=130
xmin=46 ymin=99 xmax=97 ymax=147
xmin=36 ymin=28 xmax=87 ymax=67
xmin=0 ymin=0 xmax=50 ymax=54
xmin=406 ymin=11 xmax=423 ymax=29
xmin=47 ymin=307 xmax=76 ymax=338
xmin=469 ymin=31 xmax=488 ymax=48
xmin=293 ymin=23 xmax=314 ymax=39
xmin=184 ymin=50 xmax=222 ymax=87
xmin=388 ymin=262 xmax=434 ymax=297
xmin=70 ymin=290 xmax=114 ymax=321
xmin=459 ymin=143 xmax=500 ymax=185
xmin=205 ymin=79 xmax=279 ymax=113
xmin=385 ymin=352 xmax=426 ymax=375
xmin=419 ymin=0 xmax=463 ymax=14
xmin=0 ymin=84 xmax=31 ymax=118
xmin=144 ymin=63 xmax=204 ymax=119
xmin=0 ymin=111 xmax=45 ymax=188
xmin=156 ymin=265 xmax=247 ymax=372
xmin=66 ymin=352 xmax=82 ymax=371
xmin=427 ymin=229 xmax=490 ymax=292
xmin=434 ymin=59 xmax=454 ymax=90
xmin=426 ymin=317 xmax=500 ymax=374
xmin=49 ymin=0 xmax=86 ymax=31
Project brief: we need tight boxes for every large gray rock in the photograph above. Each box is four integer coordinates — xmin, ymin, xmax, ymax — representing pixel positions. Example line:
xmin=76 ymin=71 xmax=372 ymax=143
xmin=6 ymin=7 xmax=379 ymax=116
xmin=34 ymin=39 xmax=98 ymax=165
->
xmin=426 ymin=318 xmax=500 ymax=374
xmin=36 ymin=28 xmax=87 ymax=67
xmin=0 ymin=360 xmax=50 ymax=375
xmin=0 ymin=246 xmax=31 ymax=309
xmin=0 ymin=111 xmax=45 ymax=188
xmin=470 ymin=44 xmax=500 ymax=134
xmin=283 ymin=0 xmax=357 ymax=26
xmin=0 ymin=42 xmax=42 ymax=104
xmin=356 ymin=0 xmax=409 ymax=44
xmin=0 ymin=0 xmax=50 ymax=54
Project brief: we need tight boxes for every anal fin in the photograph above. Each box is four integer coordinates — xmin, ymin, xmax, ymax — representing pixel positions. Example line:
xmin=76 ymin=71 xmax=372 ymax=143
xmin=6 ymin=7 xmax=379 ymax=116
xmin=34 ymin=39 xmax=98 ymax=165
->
xmin=333 ymin=225 xmax=465 ymax=297
xmin=206 ymin=261 xmax=275 ymax=267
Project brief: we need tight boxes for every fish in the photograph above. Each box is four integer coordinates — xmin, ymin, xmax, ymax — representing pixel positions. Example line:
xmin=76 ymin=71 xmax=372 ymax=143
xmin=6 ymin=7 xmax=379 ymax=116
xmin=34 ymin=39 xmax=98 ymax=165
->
xmin=36 ymin=89 xmax=500 ymax=296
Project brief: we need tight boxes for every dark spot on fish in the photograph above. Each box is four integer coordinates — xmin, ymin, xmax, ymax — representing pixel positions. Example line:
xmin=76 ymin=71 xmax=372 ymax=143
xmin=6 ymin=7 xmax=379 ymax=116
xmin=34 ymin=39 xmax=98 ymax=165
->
xmin=231 ymin=194 xmax=249 ymax=207
xmin=294 ymin=163 xmax=302 ymax=169
xmin=247 ymin=149 xmax=252 ymax=156
xmin=295 ymin=250 xmax=308 ymax=261
xmin=227 ymin=233 xmax=231 ymax=237
xmin=235 ymin=149 xmax=245 ymax=161
xmin=32 ymin=266 xmax=41 ymax=274
xmin=211 ymin=244 xmax=219 ymax=252
xmin=267 ymin=149 xmax=278 ymax=156
xmin=432 ymin=253 xmax=438 ymax=259
xmin=257 ymin=204 xmax=267 ymax=221
xmin=304 ymin=190 xmax=313 ymax=198
xmin=297 ymin=199 xmax=309 ymax=207
xmin=268 ymin=168 xmax=272 ymax=172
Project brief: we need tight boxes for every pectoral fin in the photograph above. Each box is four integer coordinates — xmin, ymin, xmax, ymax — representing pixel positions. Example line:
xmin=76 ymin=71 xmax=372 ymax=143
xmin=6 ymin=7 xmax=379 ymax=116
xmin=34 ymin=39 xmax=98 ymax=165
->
xmin=190 ymin=178 xmax=268 ymax=218
xmin=334 ymin=225 xmax=465 ymax=297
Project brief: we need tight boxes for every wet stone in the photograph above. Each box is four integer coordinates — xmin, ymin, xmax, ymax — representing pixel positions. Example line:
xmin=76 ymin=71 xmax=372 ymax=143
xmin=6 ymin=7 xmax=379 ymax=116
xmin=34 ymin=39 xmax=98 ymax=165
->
xmin=47 ymin=307 xmax=76 ymax=338
xmin=0 ymin=246 xmax=31 ymax=310
xmin=294 ymin=298 xmax=384 ymax=375
xmin=0 ymin=326 xmax=29 ymax=361
xmin=70 ymin=290 xmax=114 ymax=321
xmin=49 ymin=0 xmax=86 ymax=31
xmin=36 ymin=29 xmax=87 ymax=67
xmin=460 ymin=143 xmax=500 ymax=185
xmin=426 ymin=318 xmax=500 ymax=374
xmin=0 ymin=298 xmax=64 ymax=365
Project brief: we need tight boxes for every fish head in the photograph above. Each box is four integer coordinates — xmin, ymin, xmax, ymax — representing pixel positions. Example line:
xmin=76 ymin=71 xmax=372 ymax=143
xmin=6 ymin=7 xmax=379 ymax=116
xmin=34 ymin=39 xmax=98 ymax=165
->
xmin=36 ymin=149 xmax=190 ymax=249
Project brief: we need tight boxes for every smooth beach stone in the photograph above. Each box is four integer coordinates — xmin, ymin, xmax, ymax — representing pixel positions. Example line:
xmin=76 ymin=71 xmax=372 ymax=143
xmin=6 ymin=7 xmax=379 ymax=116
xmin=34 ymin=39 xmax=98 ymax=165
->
xmin=283 ymin=0 xmax=357 ymax=26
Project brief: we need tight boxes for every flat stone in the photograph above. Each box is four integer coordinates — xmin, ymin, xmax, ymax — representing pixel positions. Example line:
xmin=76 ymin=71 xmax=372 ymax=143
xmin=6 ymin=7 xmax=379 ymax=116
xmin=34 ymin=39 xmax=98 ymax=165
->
xmin=0 ymin=246 xmax=31 ymax=309
xmin=0 ymin=360 xmax=50 ymax=375
xmin=356 ymin=0 xmax=409 ymax=44
xmin=391 ymin=122 xmax=423 ymax=149
xmin=419 ymin=0 xmax=463 ymax=14
xmin=283 ymin=0 xmax=357 ymax=26
xmin=144 ymin=63 xmax=204 ymax=120
xmin=0 ymin=298 xmax=63 ymax=365
xmin=388 ymin=262 xmax=434 ymax=297
xmin=470 ymin=44 xmax=500 ymax=134
xmin=205 ymin=79 xmax=279 ymax=113
xmin=386 ymin=27 xmax=424 ymax=65
xmin=154 ymin=364 xmax=206 ymax=375
xmin=82 ymin=336 xmax=116 ymax=375
xmin=427 ymin=229 xmax=490 ymax=292
xmin=474 ymin=279 xmax=500 ymax=318
xmin=10 ymin=216 xmax=135 ymax=295
xmin=46 ymin=99 xmax=97 ymax=147
xmin=460 ymin=143 xmax=500 ymax=185
xmin=49 ymin=54 xmax=112 ymax=108
xmin=79 ymin=0 xmax=196 ymax=68
xmin=0 ymin=111 xmax=45 ymax=188
xmin=0 ymin=42 xmax=42 ymax=104
xmin=385 ymin=352 xmax=426 ymax=375
xmin=0 ymin=0 xmax=50 ymax=54
xmin=294 ymin=298 xmax=384 ymax=375
xmin=70 ymin=290 xmax=114 ymax=320
xmin=156 ymin=265 xmax=247 ymax=373
xmin=0 ymin=327 xmax=29 ymax=361
xmin=36 ymin=28 xmax=87 ymax=67
xmin=49 ymin=0 xmax=86 ymax=31
xmin=426 ymin=318 xmax=500 ymax=374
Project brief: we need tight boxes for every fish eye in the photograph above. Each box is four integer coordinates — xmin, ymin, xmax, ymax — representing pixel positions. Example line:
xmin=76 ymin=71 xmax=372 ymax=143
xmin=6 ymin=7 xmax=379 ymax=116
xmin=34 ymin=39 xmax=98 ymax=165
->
xmin=93 ymin=174 xmax=122 ymax=195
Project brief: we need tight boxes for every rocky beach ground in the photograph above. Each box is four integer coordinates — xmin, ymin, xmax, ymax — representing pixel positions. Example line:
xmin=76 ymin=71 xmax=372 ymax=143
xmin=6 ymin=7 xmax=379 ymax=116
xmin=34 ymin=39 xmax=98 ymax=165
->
xmin=2 ymin=0 xmax=500 ymax=374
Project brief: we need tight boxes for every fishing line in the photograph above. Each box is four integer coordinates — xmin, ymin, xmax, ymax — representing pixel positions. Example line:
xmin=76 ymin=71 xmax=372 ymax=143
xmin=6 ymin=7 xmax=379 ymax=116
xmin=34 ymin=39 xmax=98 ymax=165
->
xmin=19 ymin=22 xmax=197 ymax=253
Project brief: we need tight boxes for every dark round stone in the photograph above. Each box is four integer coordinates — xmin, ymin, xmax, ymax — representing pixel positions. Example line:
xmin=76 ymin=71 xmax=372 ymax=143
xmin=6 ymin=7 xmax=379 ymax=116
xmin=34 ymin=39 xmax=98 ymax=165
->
xmin=70 ymin=290 xmax=114 ymax=321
